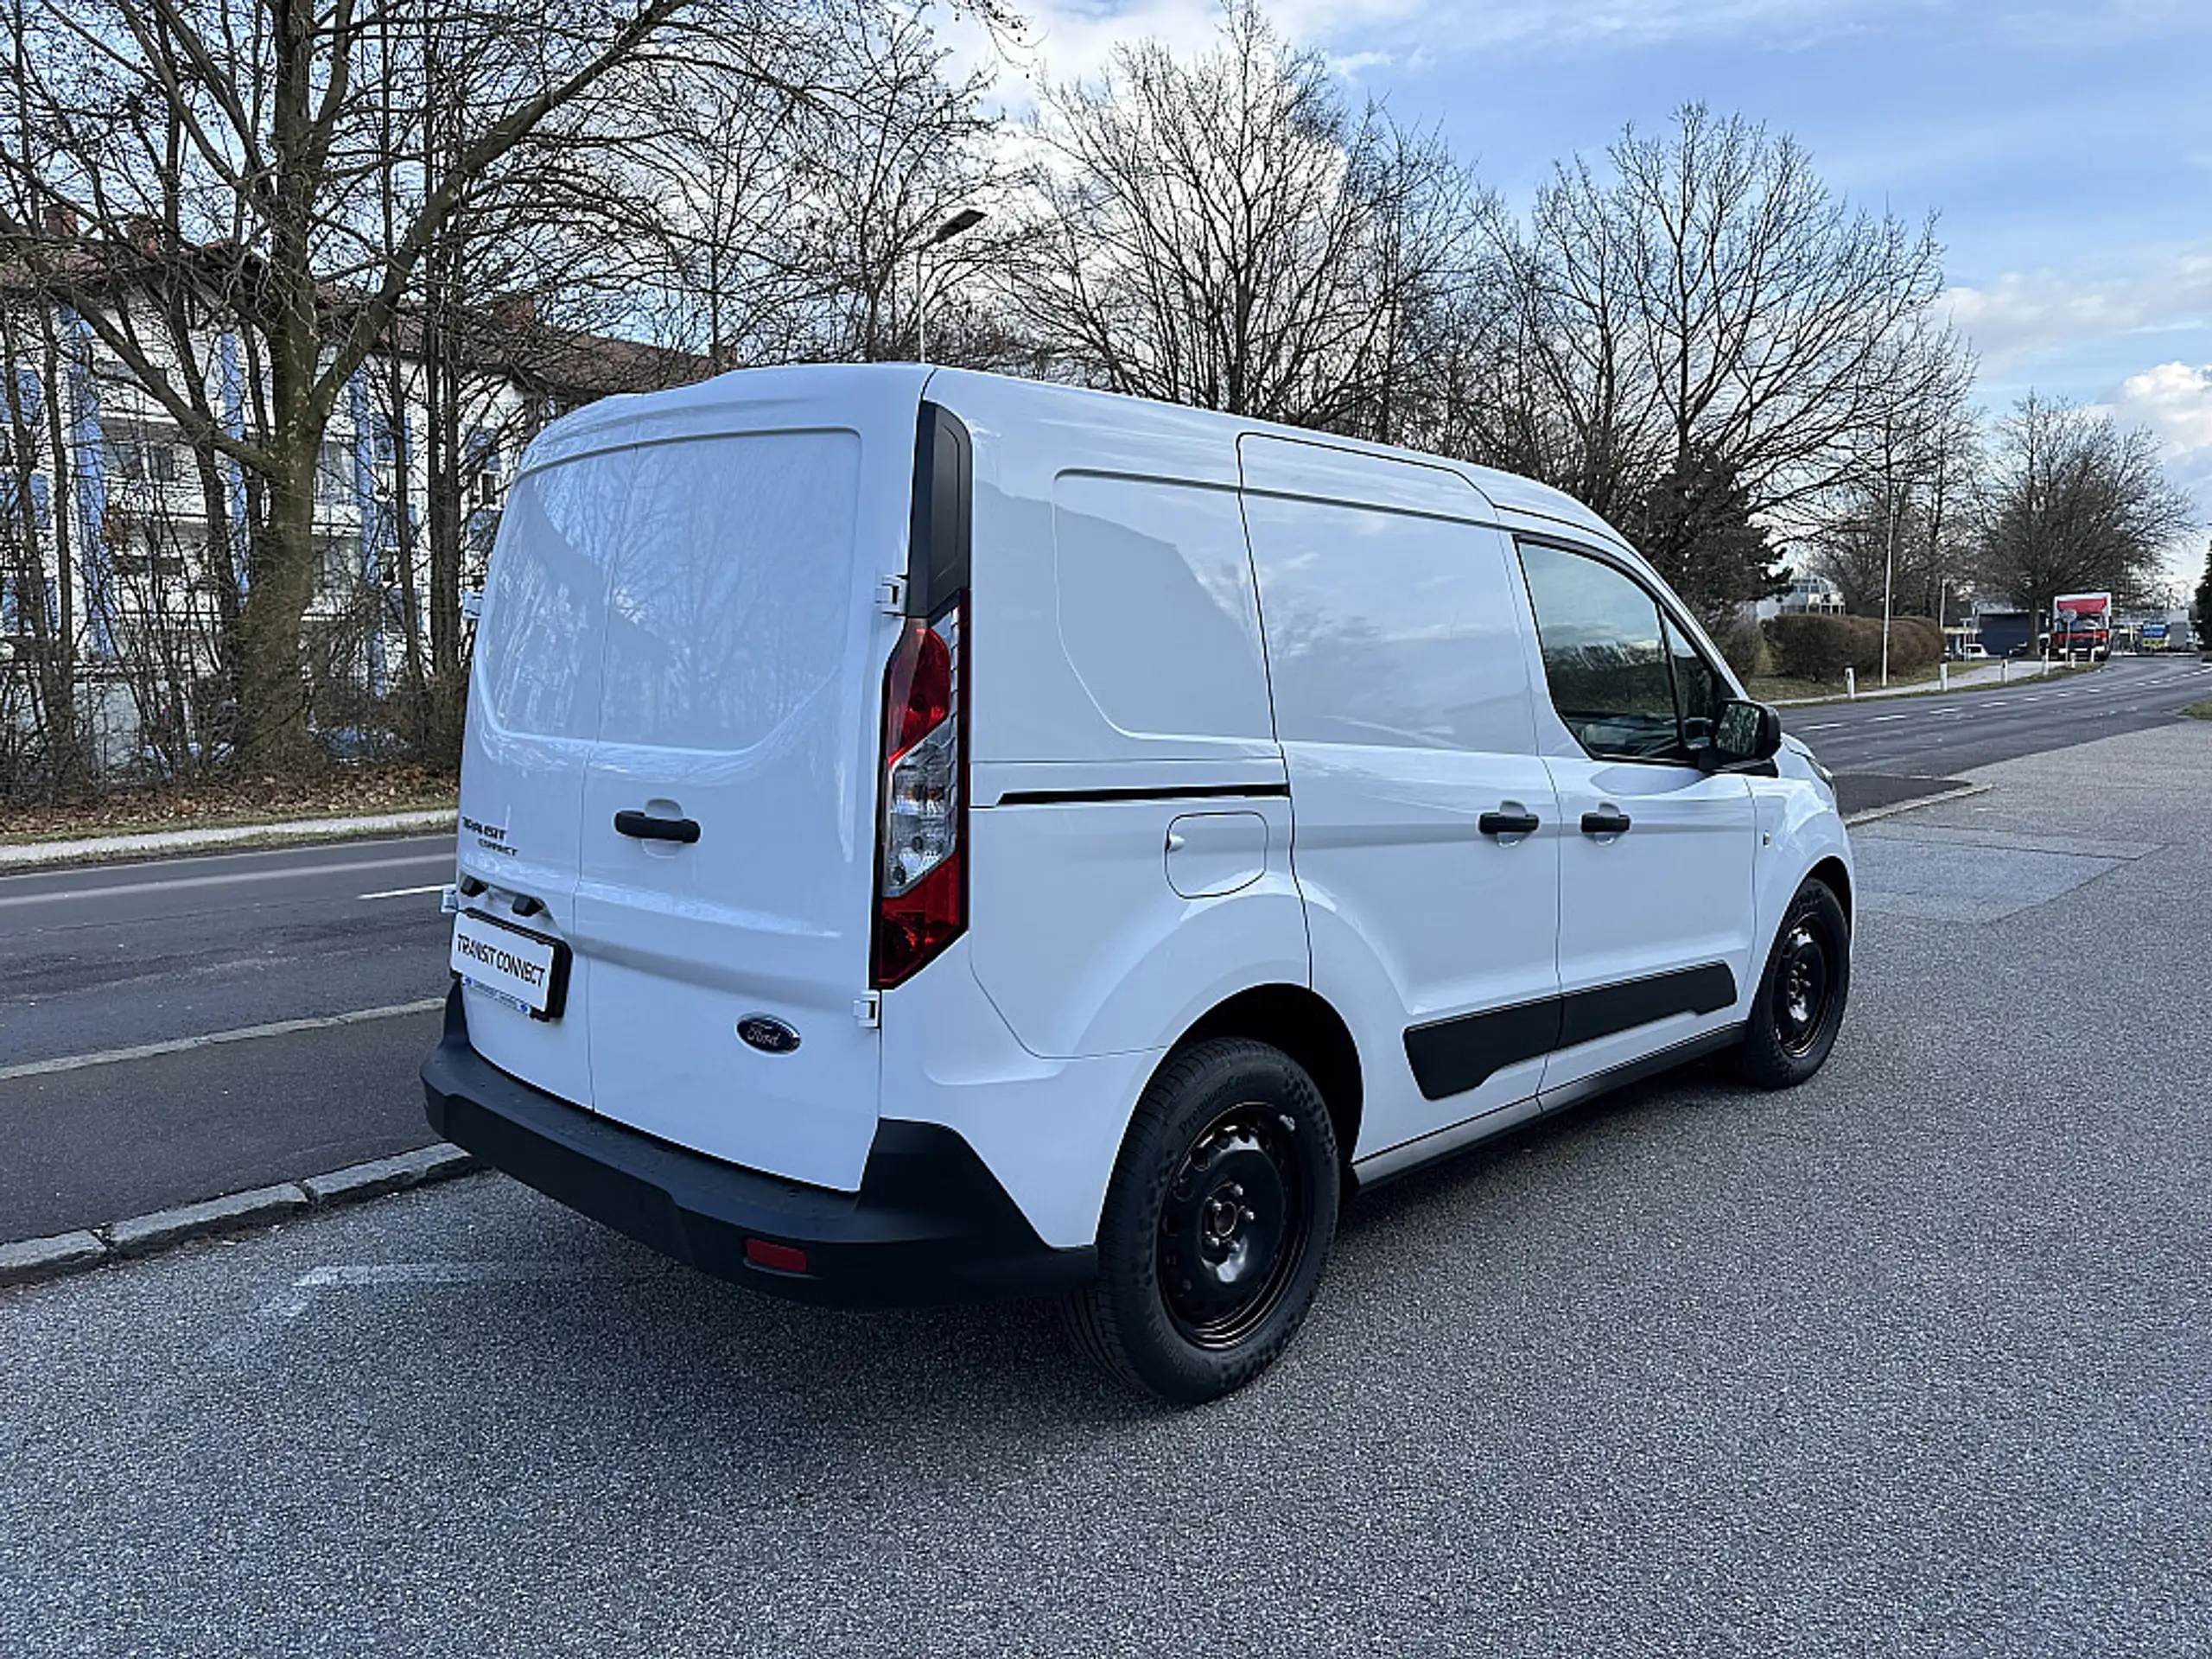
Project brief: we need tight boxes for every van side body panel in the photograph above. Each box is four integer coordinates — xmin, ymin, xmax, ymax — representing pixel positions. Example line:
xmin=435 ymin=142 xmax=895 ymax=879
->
xmin=877 ymin=936 xmax=1167 ymax=1250
xmin=920 ymin=372 xmax=1310 ymax=1076
xmin=1494 ymin=524 xmax=1764 ymax=1094
xmin=1238 ymin=440 xmax=1564 ymax=1163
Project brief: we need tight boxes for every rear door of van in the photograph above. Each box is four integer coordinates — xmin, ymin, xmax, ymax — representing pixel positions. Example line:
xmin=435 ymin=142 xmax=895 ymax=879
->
xmin=458 ymin=369 xmax=928 ymax=1195
xmin=569 ymin=380 xmax=924 ymax=1193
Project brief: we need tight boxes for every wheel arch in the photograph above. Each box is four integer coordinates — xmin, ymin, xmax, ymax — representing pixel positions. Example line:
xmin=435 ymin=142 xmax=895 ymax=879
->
xmin=1162 ymin=983 xmax=1363 ymax=1176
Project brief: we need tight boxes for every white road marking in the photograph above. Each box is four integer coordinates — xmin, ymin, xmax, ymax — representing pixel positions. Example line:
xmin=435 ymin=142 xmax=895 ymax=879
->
xmin=0 ymin=999 xmax=445 ymax=1083
xmin=1801 ymin=721 xmax=1845 ymax=731
xmin=263 ymin=1260 xmax=645 ymax=1319
xmin=0 ymin=851 xmax=452 ymax=909
xmin=1871 ymin=713 xmax=1909 ymax=722
xmin=358 ymin=883 xmax=447 ymax=901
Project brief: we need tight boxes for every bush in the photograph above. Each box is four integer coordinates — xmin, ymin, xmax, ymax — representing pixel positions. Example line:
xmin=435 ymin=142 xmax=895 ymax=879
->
xmin=1764 ymin=613 xmax=1942 ymax=681
xmin=1705 ymin=610 xmax=1770 ymax=679
xmin=1885 ymin=615 xmax=1941 ymax=674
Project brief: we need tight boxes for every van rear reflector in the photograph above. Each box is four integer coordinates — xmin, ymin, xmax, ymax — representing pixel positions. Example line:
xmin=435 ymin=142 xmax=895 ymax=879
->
xmin=745 ymin=1238 xmax=809 ymax=1274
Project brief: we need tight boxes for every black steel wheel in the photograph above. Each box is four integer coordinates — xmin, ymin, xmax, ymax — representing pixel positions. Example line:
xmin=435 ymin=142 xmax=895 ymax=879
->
xmin=1156 ymin=1100 xmax=1312 ymax=1351
xmin=1066 ymin=1039 xmax=1339 ymax=1404
xmin=1738 ymin=878 xmax=1850 ymax=1088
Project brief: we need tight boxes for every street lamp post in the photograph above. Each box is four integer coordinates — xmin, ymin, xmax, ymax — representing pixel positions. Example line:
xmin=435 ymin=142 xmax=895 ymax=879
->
xmin=916 ymin=208 xmax=986 ymax=365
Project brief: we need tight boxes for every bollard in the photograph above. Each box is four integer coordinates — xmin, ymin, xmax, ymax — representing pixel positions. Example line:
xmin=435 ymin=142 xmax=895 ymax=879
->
xmin=1939 ymin=661 xmax=1949 ymax=690
xmin=1845 ymin=666 xmax=1856 ymax=700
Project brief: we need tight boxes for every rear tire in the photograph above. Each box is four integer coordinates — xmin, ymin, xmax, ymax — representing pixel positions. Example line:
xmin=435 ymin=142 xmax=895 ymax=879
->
xmin=1737 ymin=877 xmax=1850 ymax=1089
xmin=1066 ymin=1039 xmax=1340 ymax=1404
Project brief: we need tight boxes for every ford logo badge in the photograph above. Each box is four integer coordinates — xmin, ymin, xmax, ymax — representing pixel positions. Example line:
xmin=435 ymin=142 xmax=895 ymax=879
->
xmin=737 ymin=1014 xmax=802 ymax=1055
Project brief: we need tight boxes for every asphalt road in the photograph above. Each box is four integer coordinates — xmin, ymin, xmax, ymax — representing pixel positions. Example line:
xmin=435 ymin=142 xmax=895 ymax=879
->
xmin=3 ymin=719 xmax=2209 ymax=1656
xmin=0 ymin=837 xmax=453 ymax=1237
xmin=1783 ymin=653 xmax=2212 ymax=782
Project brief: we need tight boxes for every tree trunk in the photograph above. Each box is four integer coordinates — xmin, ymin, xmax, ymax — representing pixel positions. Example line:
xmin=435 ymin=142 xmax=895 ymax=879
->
xmin=234 ymin=454 xmax=320 ymax=770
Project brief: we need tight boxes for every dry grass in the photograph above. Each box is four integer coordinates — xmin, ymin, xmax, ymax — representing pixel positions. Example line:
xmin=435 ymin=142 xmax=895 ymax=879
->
xmin=0 ymin=764 xmax=457 ymax=844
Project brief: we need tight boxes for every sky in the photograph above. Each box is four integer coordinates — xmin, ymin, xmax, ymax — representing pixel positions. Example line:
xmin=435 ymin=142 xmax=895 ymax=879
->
xmin=961 ymin=0 xmax=2212 ymax=594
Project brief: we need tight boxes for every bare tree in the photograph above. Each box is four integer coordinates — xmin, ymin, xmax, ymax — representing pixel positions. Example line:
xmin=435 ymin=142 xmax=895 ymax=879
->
xmin=1004 ymin=3 xmax=1487 ymax=435
xmin=1976 ymin=391 xmax=2195 ymax=611
xmin=1807 ymin=347 xmax=1979 ymax=626
xmin=1462 ymin=105 xmax=1962 ymax=610
xmin=0 ymin=0 xmax=731 ymax=766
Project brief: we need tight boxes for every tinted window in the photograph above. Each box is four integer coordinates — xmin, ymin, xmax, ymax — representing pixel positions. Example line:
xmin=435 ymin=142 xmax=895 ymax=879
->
xmin=1518 ymin=542 xmax=1681 ymax=762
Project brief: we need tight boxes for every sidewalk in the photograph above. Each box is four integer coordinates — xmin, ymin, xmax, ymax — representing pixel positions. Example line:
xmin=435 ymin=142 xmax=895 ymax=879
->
xmin=0 ymin=807 xmax=455 ymax=871
xmin=1773 ymin=658 xmax=2069 ymax=707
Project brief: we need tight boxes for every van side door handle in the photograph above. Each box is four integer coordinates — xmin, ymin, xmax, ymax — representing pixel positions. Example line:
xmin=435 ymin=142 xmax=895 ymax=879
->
xmin=613 ymin=810 xmax=701 ymax=844
xmin=1580 ymin=809 xmax=1632 ymax=836
xmin=1478 ymin=809 xmax=1540 ymax=838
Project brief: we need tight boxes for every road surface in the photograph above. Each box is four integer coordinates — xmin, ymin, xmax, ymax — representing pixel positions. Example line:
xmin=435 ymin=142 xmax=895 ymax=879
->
xmin=1783 ymin=653 xmax=2210 ymax=782
xmin=0 ymin=837 xmax=452 ymax=1238
xmin=4 ymin=719 xmax=2209 ymax=1656
xmin=4 ymin=655 xmax=2206 ymax=1241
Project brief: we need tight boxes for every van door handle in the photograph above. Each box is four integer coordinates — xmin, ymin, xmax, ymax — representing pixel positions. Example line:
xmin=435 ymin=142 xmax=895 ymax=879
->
xmin=1478 ymin=810 xmax=1540 ymax=838
xmin=614 ymin=810 xmax=701 ymax=844
xmin=1580 ymin=810 xmax=1633 ymax=836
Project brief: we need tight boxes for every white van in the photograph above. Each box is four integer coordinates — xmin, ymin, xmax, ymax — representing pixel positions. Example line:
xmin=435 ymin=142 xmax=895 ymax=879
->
xmin=423 ymin=364 xmax=1853 ymax=1402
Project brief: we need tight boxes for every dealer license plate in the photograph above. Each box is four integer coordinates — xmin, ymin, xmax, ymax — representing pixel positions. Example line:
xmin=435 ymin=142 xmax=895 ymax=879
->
xmin=451 ymin=910 xmax=569 ymax=1020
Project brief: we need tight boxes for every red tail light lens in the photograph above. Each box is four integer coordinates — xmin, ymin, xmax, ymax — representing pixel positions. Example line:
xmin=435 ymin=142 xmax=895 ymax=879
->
xmin=873 ymin=601 xmax=966 ymax=988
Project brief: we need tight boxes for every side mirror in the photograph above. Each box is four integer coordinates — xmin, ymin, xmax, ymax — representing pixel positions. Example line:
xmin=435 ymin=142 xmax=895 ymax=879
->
xmin=1704 ymin=699 xmax=1783 ymax=770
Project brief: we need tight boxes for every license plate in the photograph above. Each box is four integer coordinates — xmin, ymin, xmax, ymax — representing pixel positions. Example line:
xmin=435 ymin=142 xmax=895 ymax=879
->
xmin=451 ymin=910 xmax=570 ymax=1020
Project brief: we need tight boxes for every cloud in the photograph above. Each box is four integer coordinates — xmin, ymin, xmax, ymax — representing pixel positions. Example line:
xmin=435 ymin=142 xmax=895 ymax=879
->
xmin=1942 ymin=249 xmax=2212 ymax=378
xmin=2108 ymin=362 xmax=2212 ymax=583
xmin=981 ymin=0 xmax=1916 ymax=87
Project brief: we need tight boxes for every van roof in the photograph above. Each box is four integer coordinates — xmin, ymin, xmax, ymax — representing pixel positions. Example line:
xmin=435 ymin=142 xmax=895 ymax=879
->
xmin=520 ymin=361 xmax=1631 ymax=554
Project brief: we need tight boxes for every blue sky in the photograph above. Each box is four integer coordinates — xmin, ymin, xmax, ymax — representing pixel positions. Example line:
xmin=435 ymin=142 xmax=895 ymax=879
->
xmin=975 ymin=0 xmax=2212 ymax=587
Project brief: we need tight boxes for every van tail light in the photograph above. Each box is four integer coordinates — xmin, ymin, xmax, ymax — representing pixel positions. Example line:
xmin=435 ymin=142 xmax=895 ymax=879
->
xmin=872 ymin=598 xmax=967 ymax=988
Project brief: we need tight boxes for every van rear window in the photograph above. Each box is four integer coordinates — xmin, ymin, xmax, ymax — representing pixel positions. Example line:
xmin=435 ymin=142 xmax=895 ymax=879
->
xmin=483 ymin=430 xmax=861 ymax=752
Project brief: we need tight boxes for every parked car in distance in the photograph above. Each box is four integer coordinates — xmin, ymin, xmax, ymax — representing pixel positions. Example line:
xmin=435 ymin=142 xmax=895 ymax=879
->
xmin=423 ymin=365 xmax=1855 ymax=1403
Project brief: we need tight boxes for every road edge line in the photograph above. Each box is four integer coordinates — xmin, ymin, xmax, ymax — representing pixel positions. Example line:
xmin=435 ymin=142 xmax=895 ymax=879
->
xmin=0 ymin=1142 xmax=484 ymax=1290
xmin=1845 ymin=781 xmax=1994 ymax=827
xmin=0 ymin=998 xmax=447 ymax=1083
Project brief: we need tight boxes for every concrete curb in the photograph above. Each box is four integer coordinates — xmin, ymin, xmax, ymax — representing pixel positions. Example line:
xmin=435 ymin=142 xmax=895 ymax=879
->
xmin=0 ymin=1142 xmax=482 ymax=1289
xmin=1845 ymin=781 xmax=1994 ymax=827
xmin=0 ymin=808 xmax=456 ymax=871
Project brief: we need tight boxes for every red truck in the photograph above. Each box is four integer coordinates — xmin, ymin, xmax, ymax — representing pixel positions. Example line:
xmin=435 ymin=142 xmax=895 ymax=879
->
xmin=2049 ymin=592 xmax=2113 ymax=660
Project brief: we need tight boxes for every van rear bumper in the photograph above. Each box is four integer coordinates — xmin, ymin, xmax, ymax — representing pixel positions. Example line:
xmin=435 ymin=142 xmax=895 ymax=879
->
xmin=420 ymin=987 xmax=1095 ymax=1307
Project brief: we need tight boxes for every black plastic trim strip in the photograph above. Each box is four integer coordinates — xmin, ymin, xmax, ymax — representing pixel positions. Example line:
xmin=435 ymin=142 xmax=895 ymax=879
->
xmin=1403 ymin=961 xmax=1739 ymax=1102
xmin=1404 ymin=996 xmax=1560 ymax=1103
xmin=907 ymin=402 xmax=971 ymax=620
xmin=993 ymin=782 xmax=1292 ymax=807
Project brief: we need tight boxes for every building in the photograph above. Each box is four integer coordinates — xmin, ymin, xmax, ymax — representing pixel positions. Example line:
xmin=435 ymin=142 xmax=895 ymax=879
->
xmin=1755 ymin=575 xmax=1847 ymax=621
xmin=2 ymin=231 xmax=703 ymax=781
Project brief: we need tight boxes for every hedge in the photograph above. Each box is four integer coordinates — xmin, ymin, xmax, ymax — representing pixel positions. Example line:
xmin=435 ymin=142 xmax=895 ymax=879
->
xmin=1765 ymin=613 xmax=1941 ymax=681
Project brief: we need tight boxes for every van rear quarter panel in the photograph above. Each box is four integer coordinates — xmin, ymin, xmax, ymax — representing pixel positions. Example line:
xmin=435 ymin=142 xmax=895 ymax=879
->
xmin=921 ymin=372 xmax=1308 ymax=1065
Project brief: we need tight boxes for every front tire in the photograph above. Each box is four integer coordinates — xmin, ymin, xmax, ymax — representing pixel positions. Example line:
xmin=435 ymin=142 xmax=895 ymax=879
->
xmin=1067 ymin=1039 xmax=1340 ymax=1404
xmin=1738 ymin=877 xmax=1850 ymax=1088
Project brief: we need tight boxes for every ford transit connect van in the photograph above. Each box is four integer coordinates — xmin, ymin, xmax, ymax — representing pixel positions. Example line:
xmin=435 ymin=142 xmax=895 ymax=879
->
xmin=423 ymin=365 xmax=1853 ymax=1402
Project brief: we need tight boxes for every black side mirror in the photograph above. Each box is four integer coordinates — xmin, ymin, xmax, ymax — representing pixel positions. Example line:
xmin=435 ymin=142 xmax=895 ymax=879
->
xmin=1703 ymin=699 xmax=1783 ymax=770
